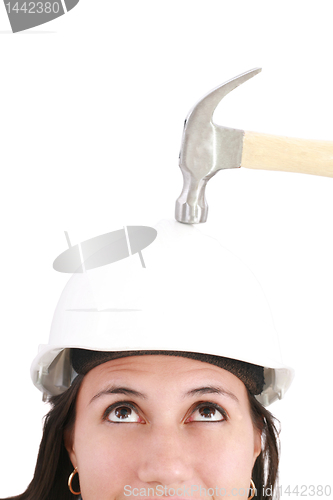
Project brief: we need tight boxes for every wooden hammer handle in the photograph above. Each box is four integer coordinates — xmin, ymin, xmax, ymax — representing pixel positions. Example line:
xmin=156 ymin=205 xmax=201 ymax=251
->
xmin=242 ymin=131 xmax=333 ymax=178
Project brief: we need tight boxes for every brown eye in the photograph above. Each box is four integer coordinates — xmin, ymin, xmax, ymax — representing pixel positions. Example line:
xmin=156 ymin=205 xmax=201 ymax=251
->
xmin=106 ymin=405 xmax=142 ymax=423
xmin=187 ymin=403 xmax=227 ymax=422
xmin=200 ymin=406 xmax=217 ymax=418
xmin=115 ymin=407 xmax=133 ymax=419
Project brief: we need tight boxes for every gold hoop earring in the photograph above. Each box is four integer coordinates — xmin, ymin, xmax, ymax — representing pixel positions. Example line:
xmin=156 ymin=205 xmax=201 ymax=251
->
xmin=68 ymin=467 xmax=81 ymax=495
xmin=248 ymin=479 xmax=256 ymax=500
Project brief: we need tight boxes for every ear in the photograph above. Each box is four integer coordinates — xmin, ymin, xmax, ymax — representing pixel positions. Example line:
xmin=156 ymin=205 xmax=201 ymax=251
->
xmin=64 ymin=427 xmax=77 ymax=469
xmin=252 ymin=427 xmax=262 ymax=466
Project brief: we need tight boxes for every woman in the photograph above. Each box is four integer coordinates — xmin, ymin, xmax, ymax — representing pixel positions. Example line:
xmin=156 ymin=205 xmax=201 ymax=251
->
xmin=4 ymin=220 xmax=293 ymax=499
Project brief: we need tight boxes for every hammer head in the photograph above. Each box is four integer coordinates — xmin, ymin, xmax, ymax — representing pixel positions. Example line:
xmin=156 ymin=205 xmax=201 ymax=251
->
xmin=175 ymin=68 xmax=262 ymax=224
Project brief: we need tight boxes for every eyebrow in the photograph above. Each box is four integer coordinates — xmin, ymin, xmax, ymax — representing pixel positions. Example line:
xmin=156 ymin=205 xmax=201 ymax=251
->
xmin=184 ymin=386 xmax=239 ymax=404
xmin=90 ymin=386 xmax=148 ymax=404
xmin=90 ymin=384 xmax=239 ymax=404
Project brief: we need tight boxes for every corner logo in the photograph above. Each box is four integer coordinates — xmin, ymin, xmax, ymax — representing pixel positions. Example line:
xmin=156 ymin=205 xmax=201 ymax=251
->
xmin=3 ymin=0 xmax=80 ymax=33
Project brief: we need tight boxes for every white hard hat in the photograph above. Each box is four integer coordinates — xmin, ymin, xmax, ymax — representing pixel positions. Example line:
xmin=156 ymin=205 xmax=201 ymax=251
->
xmin=31 ymin=219 xmax=294 ymax=406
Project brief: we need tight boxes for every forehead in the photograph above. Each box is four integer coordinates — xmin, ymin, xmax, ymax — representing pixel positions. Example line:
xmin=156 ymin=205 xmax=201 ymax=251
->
xmin=77 ymin=355 xmax=248 ymax=402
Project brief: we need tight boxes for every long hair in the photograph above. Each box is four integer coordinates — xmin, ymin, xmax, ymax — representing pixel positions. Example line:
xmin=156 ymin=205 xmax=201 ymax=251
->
xmin=3 ymin=377 xmax=280 ymax=500
xmin=249 ymin=392 xmax=280 ymax=500
xmin=3 ymin=374 xmax=84 ymax=500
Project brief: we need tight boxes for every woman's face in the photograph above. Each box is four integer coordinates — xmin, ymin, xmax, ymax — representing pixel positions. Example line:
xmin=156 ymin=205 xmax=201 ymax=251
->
xmin=66 ymin=355 xmax=261 ymax=500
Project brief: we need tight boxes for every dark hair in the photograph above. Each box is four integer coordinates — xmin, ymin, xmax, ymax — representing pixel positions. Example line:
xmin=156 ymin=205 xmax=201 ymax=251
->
xmin=3 ymin=374 xmax=84 ymax=500
xmin=249 ymin=392 xmax=280 ymax=500
xmin=3 ymin=376 xmax=280 ymax=500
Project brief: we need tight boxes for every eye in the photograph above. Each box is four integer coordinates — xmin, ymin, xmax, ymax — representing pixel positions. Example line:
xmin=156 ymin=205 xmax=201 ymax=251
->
xmin=186 ymin=403 xmax=227 ymax=422
xmin=104 ymin=403 xmax=144 ymax=423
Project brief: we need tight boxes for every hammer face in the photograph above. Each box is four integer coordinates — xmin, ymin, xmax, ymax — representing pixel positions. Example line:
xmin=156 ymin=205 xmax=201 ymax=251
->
xmin=176 ymin=119 xmax=244 ymax=224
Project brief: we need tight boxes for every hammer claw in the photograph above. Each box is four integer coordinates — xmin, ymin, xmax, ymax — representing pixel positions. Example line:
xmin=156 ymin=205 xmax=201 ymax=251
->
xmin=189 ymin=67 xmax=262 ymax=125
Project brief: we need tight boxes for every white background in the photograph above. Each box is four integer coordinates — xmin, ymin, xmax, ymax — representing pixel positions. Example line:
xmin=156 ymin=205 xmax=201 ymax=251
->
xmin=0 ymin=1 xmax=332 ymax=497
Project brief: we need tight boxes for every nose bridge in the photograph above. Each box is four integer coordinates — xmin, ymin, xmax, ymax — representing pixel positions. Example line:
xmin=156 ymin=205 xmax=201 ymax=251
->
xmin=137 ymin=422 xmax=193 ymax=485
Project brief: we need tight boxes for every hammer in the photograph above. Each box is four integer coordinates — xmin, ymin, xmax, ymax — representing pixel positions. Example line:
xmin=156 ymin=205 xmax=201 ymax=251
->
xmin=175 ymin=68 xmax=333 ymax=224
